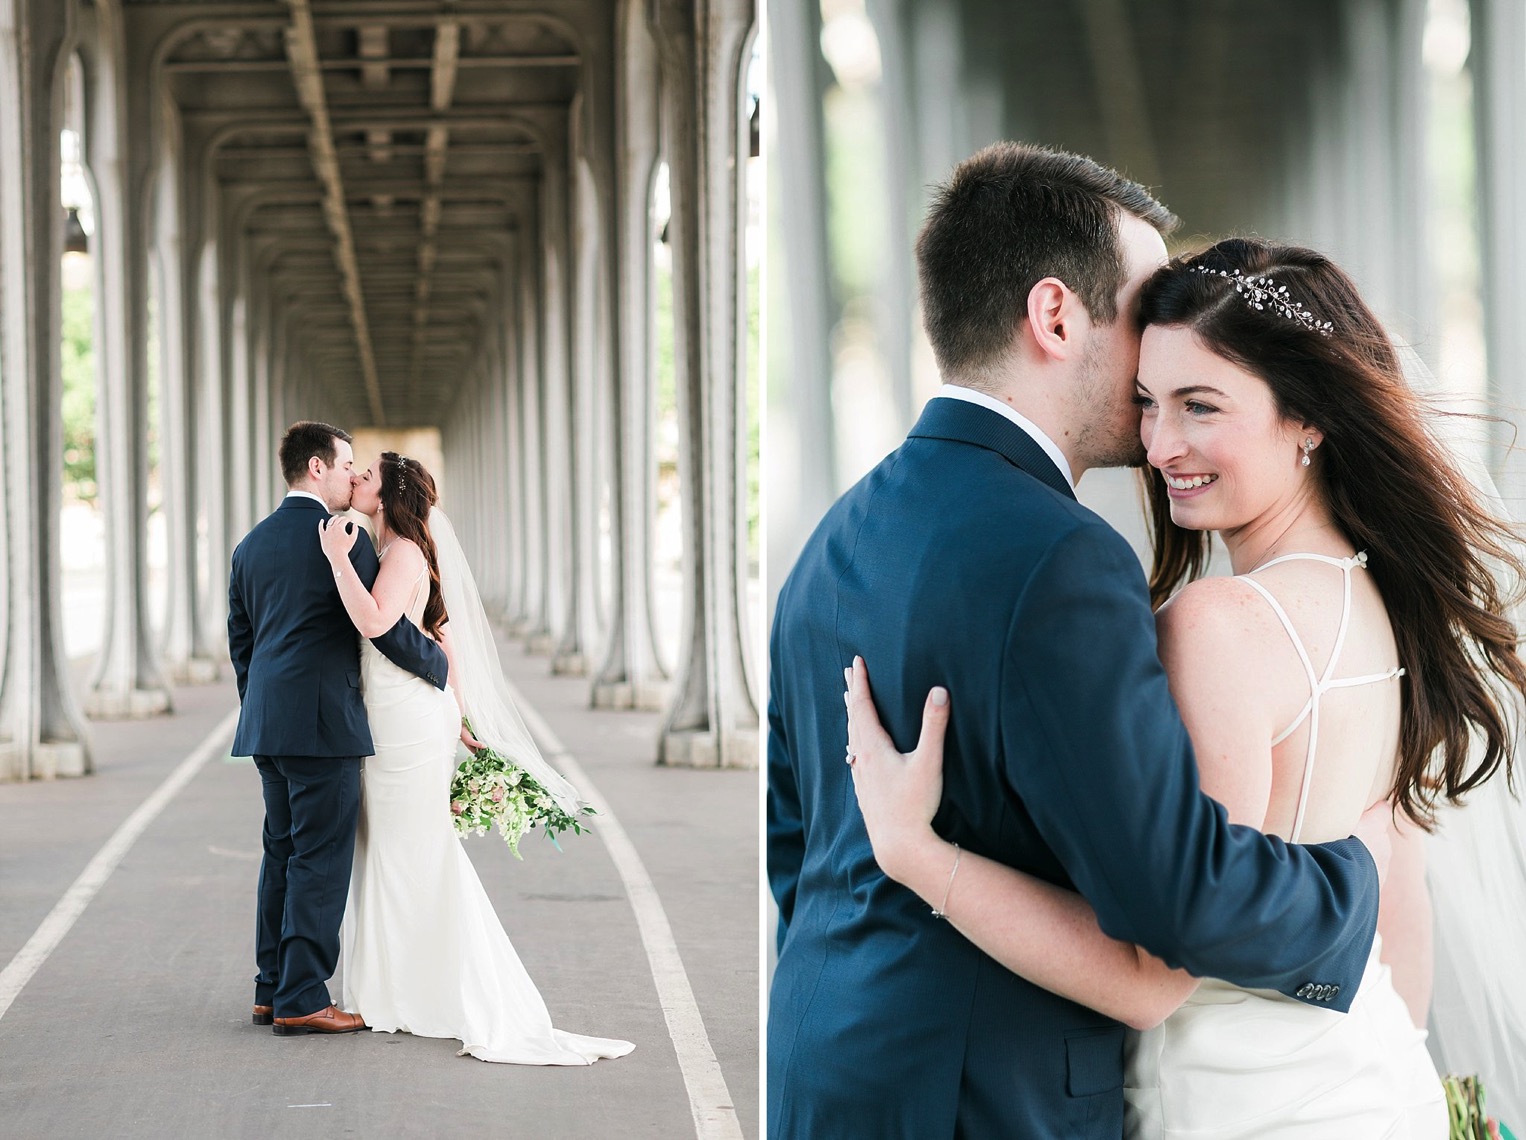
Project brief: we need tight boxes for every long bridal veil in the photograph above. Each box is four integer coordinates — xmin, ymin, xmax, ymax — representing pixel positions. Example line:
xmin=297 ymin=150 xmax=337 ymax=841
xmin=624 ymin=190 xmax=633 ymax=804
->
xmin=1403 ymin=345 xmax=1526 ymax=1124
xmin=428 ymin=506 xmax=583 ymax=818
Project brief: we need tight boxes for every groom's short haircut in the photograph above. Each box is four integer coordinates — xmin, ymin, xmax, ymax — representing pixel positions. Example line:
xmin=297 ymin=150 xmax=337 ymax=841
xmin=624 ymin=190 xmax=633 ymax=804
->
xmin=279 ymin=420 xmax=352 ymax=485
xmin=916 ymin=142 xmax=1178 ymax=385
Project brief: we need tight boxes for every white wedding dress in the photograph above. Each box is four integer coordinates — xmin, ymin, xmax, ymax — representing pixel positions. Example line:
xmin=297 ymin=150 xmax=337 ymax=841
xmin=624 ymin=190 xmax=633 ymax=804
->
xmin=1124 ymin=553 xmax=1447 ymax=1138
xmin=340 ymin=563 xmax=634 ymax=1065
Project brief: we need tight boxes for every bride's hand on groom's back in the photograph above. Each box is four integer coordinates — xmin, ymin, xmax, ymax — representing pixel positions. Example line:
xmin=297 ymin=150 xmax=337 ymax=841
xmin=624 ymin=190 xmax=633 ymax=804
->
xmin=845 ymin=656 xmax=950 ymax=884
xmin=319 ymin=516 xmax=361 ymax=563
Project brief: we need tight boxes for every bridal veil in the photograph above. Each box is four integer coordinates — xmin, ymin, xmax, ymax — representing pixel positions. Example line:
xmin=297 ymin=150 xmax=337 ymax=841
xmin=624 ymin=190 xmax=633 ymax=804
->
xmin=427 ymin=506 xmax=584 ymax=819
xmin=1403 ymin=345 xmax=1526 ymax=1123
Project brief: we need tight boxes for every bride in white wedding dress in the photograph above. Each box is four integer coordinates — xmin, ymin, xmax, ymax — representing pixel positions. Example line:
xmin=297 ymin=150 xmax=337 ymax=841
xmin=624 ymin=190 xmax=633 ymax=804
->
xmin=845 ymin=239 xmax=1526 ymax=1137
xmin=318 ymin=451 xmax=634 ymax=1066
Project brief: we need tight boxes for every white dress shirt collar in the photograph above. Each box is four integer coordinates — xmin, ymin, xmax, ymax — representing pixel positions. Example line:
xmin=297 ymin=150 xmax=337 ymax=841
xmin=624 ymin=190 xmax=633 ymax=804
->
xmin=284 ymin=489 xmax=328 ymax=509
xmin=938 ymin=384 xmax=1075 ymax=489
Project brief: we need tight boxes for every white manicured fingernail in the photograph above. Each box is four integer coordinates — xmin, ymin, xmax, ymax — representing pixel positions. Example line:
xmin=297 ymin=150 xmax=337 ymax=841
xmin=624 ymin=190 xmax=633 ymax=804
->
xmin=930 ymin=687 xmax=948 ymax=707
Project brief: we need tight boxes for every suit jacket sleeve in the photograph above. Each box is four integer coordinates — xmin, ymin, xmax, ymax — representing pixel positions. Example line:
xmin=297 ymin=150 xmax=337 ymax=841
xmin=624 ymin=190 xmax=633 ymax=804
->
xmin=1000 ymin=520 xmax=1378 ymax=1011
xmin=228 ymin=550 xmax=252 ymax=701
xmin=345 ymin=530 xmax=449 ymax=689
xmin=766 ymin=610 xmax=805 ymax=953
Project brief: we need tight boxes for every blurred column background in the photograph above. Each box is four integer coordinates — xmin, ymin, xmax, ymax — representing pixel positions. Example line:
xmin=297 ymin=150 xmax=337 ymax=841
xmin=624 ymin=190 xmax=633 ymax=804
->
xmin=767 ymin=0 xmax=1523 ymax=594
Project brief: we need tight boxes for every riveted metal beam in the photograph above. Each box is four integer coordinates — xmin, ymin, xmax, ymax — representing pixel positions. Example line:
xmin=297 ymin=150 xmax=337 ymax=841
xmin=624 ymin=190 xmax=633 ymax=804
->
xmin=283 ymin=0 xmax=388 ymax=424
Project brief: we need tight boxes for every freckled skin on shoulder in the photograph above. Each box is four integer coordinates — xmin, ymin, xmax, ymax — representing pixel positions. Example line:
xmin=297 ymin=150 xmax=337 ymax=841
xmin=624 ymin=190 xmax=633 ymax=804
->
xmin=1155 ymin=576 xmax=1307 ymax=829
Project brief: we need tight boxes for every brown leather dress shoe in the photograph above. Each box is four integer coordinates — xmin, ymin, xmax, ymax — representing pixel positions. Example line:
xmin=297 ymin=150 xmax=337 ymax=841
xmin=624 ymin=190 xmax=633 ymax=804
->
xmin=252 ymin=1004 xmax=273 ymax=1026
xmin=271 ymin=1005 xmax=367 ymax=1036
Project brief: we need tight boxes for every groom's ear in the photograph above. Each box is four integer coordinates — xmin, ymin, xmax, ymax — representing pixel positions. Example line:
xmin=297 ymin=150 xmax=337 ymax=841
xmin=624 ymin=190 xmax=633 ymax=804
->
xmin=1025 ymin=277 xmax=1079 ymax=362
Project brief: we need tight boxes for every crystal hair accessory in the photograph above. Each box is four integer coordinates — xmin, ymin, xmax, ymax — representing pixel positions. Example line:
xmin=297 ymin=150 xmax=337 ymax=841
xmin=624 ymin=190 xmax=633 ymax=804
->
xmin=1191 ymin=266 xmax=1334 ymax=337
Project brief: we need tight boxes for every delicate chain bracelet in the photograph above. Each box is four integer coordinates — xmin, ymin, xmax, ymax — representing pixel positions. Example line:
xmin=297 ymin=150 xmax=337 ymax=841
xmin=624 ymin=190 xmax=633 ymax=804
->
xmin=931 ymin=843 xmax=962 ymax=919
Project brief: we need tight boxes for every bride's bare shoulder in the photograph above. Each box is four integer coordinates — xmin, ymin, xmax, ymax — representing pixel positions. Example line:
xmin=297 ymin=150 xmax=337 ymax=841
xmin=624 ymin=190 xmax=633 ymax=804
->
xmin=380 ymin=536 xmax=426 ymax=573
xmin=1155 ymin=575 xmax=1307 ymax=749
xmin=1155 ymin=574 xmax=1295 ymax=661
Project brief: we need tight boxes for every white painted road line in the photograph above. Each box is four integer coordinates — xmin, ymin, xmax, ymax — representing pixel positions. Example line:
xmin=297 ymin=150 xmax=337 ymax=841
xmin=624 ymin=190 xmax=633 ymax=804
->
xmin=0 ymin=708 xmax=241 ymax=1023
xmin=504 ymin=678 xmax=744 ymax=1140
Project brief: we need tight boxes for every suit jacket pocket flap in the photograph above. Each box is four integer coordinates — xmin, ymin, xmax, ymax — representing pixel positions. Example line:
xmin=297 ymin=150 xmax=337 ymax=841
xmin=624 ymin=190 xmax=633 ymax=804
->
xmin=347 ymin=670 xmax=361 ymax=689
xmin=1065 ymin=1027 xmax=1124 ymax=1097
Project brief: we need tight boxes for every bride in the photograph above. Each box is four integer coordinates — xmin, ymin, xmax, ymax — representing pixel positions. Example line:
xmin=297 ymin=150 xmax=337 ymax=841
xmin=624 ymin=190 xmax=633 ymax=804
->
xmin=317 ymin=450 xmax=634 ymax=1065
xmin=846 ymin=239 xmax=1525 ymax=1135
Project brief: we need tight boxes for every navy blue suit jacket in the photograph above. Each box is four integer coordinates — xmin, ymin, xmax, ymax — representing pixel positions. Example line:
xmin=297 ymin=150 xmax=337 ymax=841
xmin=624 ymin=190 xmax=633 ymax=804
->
xmin=228 ymin=495 xmax=449 ymax=758
xmin=766 ymin=399 xmax=1379 ymax=1139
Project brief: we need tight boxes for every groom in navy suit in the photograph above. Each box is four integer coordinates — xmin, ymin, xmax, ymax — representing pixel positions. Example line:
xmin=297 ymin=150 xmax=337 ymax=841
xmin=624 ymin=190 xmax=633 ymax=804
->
xmin=229 ymin=421 xmax=447 ymax=1035
xmin=767 ymin=144 xmax=1385 ymax=1137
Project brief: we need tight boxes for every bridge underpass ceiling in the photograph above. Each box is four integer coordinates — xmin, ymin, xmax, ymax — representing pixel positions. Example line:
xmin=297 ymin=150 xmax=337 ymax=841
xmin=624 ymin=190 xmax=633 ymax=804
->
xmin=136 ymin=1 xmax=598 ymax=427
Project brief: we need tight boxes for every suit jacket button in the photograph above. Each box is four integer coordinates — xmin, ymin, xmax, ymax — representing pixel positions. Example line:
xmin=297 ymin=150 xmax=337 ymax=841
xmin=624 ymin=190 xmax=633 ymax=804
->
xmin=1297 ymin=984 xmax=1312 ymax=999
xmin=1328 ymin=985 xmax=1340 ymax=998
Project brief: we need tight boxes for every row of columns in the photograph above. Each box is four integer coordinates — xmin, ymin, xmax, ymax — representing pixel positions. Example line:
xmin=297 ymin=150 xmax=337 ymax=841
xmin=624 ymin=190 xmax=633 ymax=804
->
xmin=0 ymin=0 xmax=760 ymax=780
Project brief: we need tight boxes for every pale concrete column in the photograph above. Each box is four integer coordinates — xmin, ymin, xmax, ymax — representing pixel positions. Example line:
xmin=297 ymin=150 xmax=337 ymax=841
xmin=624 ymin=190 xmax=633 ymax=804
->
xmin=152 ymin=127 xmax=216 ymax=683
xmin=193 ymin=234 xmax=229 ymax=655
xmin=569 ymin=147 xmax=607 ymax=672
xmin=0 ymin=0 xmax=94 ymax=778
xmin=461 ymin=369 xmax=485 ymax=573
xmin=246 ymin=287 xmax=270 ymax=517
xmin=651 ymin=0 xmax=760 ymax=768
xmin=593 ymin=0 xmax=669 ymax=710
xmin=264 ymin=304 xmax=288 ymax=511
xmin=230 ymin=283 xmax=254 ymax=537
xmin=866 ymin=0 xmax=915 ymax=426
xmin=252 ymin=284 xmax=281 ymax=514
xmin=1391 ymin=0 xmax=1435 ymax=356
xmin=491 ymin=326 xmax=515 ymax=617
xmin=768 ymin=0 xmax=840 ymax=588
xmin=537 ymin=142 xmax=583 ymax=667
xmin=84 ymin=3 xmax=172 ymax=719
xmin=1329 ymin=0 xmax=1402 ymax=330
xmin=480 ymin=331 xmax=511 ymax=613
xmin=1472 ymin=0 xmax=1526 ymax=497
xmin=500 ymin=240 xmax=528 ymax=625
xmin=908 ymin=0 xmax=968 ymax=210
xmin=544 ymin=118 xmax=588 ymax=675
xmin=220 ymin=207 xmax=254 ymax=550
xmin=515 ymin=203 xmax=551 ymax=642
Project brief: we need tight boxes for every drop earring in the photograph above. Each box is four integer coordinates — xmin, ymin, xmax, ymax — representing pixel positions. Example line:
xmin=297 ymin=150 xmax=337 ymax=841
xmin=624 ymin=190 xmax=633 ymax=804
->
xmin=1301 ymin=438 xmax=1315 ymax=467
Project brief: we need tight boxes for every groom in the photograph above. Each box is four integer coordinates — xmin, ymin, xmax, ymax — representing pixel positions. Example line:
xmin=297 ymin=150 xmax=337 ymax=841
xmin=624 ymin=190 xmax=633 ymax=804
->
xmin=228 ymin=421 xmax=447 ymax=1035
xmin=767 ymin=144 xmax=1386 ymax=1137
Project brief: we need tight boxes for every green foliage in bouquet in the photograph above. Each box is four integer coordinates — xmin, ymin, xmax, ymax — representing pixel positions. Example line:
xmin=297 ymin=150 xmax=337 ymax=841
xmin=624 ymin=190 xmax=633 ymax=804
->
xmin=1445 ymin=1075 xmax=1515 ymax=1140
xmin=449 ymin=722 xmax=595 ymax=858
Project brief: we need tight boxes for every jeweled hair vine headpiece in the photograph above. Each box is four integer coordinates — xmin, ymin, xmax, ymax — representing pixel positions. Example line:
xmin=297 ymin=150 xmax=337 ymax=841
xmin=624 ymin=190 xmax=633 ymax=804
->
xmin=1191 ymin=266 xmax=1334 ymax=337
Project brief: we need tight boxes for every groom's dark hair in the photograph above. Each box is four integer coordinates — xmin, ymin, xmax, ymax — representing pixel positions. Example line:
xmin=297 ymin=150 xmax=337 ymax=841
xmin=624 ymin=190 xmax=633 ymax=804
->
xmin=916 ymin=142 xmax=1178 ymax=384
xmin=279 ymin=421 xmax=352 ymax=485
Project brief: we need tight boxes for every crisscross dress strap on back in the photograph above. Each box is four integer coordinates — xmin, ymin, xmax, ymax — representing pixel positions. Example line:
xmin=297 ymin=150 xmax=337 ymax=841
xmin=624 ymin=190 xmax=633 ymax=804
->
xmin=381 ymin=542 xmax=431 ymax=626
xmin=1236 ymin=551 xmax=1405 ymax=841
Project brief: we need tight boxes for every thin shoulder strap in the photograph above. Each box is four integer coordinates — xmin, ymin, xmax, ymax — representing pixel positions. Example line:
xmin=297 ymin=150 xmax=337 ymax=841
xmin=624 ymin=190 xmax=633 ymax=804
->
xmin=382 ymin=540 xmax=430 ymax=623
xmin=1237 ymin=576 xmax=1319 ymax=745
xmin=406 ymin=566 xmax=429 ymax=621
xmin=1238 ymin=551 xmax=1403 ymax=841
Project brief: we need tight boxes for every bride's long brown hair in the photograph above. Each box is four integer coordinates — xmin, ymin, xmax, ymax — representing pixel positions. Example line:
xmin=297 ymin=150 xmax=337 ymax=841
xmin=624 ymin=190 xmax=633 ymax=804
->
xmin=1139 ymin=237 xmax=1526 ymax=827
xmin=378 ymin=451 xmax=447 ymax=640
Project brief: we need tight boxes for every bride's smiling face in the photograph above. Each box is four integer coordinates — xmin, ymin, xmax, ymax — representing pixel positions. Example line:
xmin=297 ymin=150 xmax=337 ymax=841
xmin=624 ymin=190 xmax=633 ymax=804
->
xmin=1136 ymin=325 xmax=1322 ymax=533
xmin=350 ymin=461 xmax=383 ymax=518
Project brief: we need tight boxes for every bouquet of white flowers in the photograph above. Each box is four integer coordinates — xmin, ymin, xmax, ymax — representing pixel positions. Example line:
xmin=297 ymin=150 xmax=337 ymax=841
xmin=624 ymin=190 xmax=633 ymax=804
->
xmin=449 ymin=721 xmax=594 ymax=858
